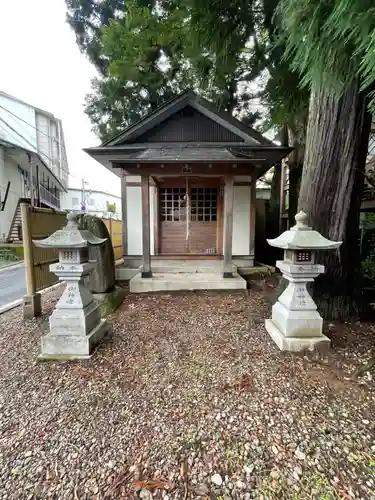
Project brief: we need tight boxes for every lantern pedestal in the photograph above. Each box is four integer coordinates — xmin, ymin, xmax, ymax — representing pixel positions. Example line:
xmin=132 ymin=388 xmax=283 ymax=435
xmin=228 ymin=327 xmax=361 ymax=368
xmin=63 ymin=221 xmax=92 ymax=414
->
xmin=33 ymin=212 xmax=109 ymax=360
xmin=40 ymin=319 xmax=108 ymax=360
xmin=265 ymin=262 xmax=330 ymax=352
xmin=39 ymin=262 xmax=109 ymax=360
xmin=265 ymin=320 xmax=330 ymax=352
xmin=265 ymin=211 xmax=342 ymax=353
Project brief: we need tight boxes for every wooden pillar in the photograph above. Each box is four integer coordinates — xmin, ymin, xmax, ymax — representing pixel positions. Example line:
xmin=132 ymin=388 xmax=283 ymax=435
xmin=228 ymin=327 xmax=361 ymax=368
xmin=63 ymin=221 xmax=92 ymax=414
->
xmin=279 ymin=160 xmax=286 ymax=232
xmin=141 ymin=174 xmax=152 ymax=278
xmin=121 ymin=173 xmax=128 ymax=257
xmin=20 ymin=202 xmax=41 ymax=318
xmin=249 ymin=175 xmax=256 ymax=257
xmin=223 ymin=175 xmax=234 ymax=278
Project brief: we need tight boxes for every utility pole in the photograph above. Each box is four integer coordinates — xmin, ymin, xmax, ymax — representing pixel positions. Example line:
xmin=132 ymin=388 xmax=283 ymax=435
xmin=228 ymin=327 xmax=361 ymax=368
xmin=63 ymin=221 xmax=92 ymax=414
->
xmin=28 ymin=154 xmax=34 ymax=207
xmin=81 ymin=177 xmax=86 ymax=212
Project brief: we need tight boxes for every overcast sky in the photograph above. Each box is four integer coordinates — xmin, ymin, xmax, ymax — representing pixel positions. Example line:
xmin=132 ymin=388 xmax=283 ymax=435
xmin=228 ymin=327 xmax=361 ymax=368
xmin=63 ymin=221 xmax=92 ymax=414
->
xmin=0 ymin=0 xmax=121 ymax=196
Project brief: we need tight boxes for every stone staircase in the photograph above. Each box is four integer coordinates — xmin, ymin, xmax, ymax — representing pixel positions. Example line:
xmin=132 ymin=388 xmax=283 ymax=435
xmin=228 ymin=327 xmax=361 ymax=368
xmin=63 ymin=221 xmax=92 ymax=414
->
xmin=116 ymin=259 xmax=247 ymax=293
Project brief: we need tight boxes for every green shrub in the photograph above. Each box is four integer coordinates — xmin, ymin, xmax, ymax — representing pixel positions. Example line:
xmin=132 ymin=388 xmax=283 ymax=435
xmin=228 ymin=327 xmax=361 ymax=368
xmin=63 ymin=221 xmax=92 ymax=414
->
xmin=362 ymin=259 xmax=375 ymax=281
xmin=0 ymin=247 xmax=23 ymax=262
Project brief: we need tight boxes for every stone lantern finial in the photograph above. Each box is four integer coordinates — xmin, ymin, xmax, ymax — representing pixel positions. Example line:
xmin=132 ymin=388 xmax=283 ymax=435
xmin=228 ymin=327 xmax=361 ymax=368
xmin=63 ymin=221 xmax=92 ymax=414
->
xmin=33 ymin=211 xmax=109 ymax=360
xmin=265 ymin=211 xmax=342 ymax=352
xmin=293 ymin=210 xmax=309 ymax=230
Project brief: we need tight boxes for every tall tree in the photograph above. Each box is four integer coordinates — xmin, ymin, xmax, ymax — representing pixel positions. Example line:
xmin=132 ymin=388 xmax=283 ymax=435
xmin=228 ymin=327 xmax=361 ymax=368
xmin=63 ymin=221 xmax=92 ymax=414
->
xmin=66 ymin=0 xmax=269 ymax=140
xmin=66 ymin=0 xmax=199 ymax=140
xmin=187 ymin=0 xmax=309 ymax=230
xmin=280 ymin=0 xmax=375 ymax=319
xmin=66 ymin=0 xmax=126 ymax=74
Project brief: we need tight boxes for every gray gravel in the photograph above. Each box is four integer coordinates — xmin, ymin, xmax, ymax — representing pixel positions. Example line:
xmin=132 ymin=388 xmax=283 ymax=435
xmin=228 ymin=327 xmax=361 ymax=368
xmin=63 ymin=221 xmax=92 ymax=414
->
xmin=0 ymin=284 xmax=374 ymax=499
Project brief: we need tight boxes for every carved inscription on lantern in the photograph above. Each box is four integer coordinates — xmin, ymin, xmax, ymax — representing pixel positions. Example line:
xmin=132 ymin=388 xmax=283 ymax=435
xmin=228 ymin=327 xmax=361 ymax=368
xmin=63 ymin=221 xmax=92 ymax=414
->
xmin=296 ymin=286 xmax=307 ymax=307
xmin=66 ymin=285 xmax=76 ymax=304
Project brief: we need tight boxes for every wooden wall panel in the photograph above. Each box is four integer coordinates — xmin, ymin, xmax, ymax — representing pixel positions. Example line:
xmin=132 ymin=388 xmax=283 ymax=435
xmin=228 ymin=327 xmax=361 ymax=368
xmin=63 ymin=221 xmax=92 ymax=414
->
xmin=160 ymin=222 xmax=187 ymax=254
xmin=189 ymin=221 xmax=217 ymax=254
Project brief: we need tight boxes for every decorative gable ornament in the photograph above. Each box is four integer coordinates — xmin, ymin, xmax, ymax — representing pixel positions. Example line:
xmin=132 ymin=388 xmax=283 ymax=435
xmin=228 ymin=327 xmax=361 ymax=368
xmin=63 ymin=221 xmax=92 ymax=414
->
xmin=265 ymin=211 xmax=342 ymax=352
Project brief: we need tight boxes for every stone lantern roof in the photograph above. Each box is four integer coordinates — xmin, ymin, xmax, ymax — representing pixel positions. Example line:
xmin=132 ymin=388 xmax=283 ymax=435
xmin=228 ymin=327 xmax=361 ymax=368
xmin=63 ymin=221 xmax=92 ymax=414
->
xmin=267 ymin=211 xmax=342 ymax=250
xmin=33 ymin=212 xmax=107 ymax=249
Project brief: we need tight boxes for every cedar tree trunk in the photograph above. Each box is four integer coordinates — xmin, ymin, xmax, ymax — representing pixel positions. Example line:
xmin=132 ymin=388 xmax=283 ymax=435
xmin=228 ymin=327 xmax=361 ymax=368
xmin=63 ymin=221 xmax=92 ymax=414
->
xmin=287 ymin=126 xmax=304 ymax=227
xmin=298 ymin=81 xmax=372 ymax=320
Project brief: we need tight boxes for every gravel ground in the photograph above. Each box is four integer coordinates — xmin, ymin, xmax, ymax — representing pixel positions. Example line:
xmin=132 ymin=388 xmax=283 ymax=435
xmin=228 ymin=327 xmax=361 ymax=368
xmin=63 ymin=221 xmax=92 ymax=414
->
xmin=0 ymin=283 xmax=375 ymax=499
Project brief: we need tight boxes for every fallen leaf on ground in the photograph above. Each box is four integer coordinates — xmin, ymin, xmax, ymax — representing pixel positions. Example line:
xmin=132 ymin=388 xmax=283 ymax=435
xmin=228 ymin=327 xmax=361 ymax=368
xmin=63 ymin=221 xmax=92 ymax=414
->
xmin=133 ymin=479 xmax=169 ymax=491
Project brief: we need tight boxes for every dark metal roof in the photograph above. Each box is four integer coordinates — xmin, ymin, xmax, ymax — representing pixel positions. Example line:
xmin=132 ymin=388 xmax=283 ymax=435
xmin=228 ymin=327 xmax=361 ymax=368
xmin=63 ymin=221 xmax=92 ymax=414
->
xmin=85 ymin=89 xmax=293 ymax=175
xmin=102 ymin=89 xmax=272 ymax=147
xmin=84 ymin=144 xmax=292 ymax=167
xmin=133 ymin=106 xmax=245 ymax=143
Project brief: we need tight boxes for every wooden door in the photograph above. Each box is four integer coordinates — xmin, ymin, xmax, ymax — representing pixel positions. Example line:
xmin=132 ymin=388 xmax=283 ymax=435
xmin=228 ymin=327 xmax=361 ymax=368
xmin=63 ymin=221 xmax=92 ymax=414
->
xmin=189 ymin=187 xmax=218 ymax=254
xmin=159 ymin=180 xmax=220 ymax=254
xmin=159 ymin=186 xmax=188 ymax=254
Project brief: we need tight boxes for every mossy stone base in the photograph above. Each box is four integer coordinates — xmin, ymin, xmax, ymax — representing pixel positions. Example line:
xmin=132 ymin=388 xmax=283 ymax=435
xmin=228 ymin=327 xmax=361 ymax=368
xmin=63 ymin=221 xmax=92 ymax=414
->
xmin=93 ymin=287 xmax=126 ymax=317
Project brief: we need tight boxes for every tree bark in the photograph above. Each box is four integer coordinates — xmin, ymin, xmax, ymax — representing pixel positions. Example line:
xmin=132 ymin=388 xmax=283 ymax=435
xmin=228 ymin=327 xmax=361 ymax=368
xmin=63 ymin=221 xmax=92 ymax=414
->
xmin=267 ymin=163 xmax=283 ymax=264
xmin=287 ymin=126 xmax=304 ymax=227
xmin=298 ymin=82 xmax=372 ymax=320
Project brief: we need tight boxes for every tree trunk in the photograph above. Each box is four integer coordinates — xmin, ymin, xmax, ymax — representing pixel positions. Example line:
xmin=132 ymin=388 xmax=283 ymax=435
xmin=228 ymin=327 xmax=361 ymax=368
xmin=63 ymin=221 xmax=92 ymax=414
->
xmin=267 ymin=164 xmax=283 ymax=264
xmin=287 ymin=126 xmax=304 ymax=227
xmin=288 ymin=164 xmax=302 ymax=226
xmin=298 ymin=82 xmax=372 ymax=320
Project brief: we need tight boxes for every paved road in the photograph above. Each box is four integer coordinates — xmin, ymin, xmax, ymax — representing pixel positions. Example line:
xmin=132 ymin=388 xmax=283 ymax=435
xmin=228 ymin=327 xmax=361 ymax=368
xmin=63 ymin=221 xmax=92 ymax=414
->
xmin=0 ymin=264 xmax=26 ymax=309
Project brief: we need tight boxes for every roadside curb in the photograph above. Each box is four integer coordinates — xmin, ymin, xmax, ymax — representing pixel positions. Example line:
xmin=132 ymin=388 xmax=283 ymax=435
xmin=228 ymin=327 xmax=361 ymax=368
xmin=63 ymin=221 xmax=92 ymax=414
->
xmin=0 ymin=281 xmax=63 ymax=316
xmin=0 ymin=261 xmax=24 ymax=272
xmin=0 ymin=299 xmax=22 ymax=315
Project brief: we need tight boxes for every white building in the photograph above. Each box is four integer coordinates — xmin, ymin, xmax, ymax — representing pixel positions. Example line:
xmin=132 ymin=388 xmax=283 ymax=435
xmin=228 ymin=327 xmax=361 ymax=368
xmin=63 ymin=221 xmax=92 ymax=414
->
xmin=0 ymin=91 xmax=69 ymax=242
xmin=61 ymin=188 xmax=121 ymax=220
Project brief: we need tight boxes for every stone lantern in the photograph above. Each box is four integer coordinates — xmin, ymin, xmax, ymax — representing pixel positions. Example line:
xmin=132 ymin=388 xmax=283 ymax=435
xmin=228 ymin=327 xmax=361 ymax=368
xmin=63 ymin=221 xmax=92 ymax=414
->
xmin=33 ymin=212 xmax=109 ymax=359
xmin=265 ymin=211 xmax=342 ymax=352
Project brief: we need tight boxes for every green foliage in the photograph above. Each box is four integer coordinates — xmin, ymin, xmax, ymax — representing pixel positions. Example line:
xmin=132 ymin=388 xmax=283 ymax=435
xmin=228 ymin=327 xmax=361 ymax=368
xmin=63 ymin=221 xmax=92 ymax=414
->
xmin=0 ymin=247 xmax=22 ymax=262
xmin=361 ymin=213 xmax=375 ymax=281
xmin=187 ymin=0 xmax=309 ymax=132
xmin=65 ymin=0 xmax=125 ymax=74
xmin=279 ymin=0 xmax=375 ymax=110
xmin=68 ymin=0 xmax=198 ymax=140
xmin=106 ymin=201 xmax=116 ymax=214
xmin=66 ymin=0 xmax=311 ymax=142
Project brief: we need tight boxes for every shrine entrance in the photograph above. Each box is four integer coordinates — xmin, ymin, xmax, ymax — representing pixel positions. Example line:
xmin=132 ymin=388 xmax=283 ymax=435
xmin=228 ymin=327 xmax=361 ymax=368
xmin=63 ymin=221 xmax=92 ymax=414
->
xmin=158 ymin=177 xmax=222 ymax=255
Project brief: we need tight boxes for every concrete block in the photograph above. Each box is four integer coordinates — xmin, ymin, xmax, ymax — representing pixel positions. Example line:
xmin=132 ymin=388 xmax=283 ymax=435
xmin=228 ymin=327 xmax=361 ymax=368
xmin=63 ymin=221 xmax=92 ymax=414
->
xmin=139 ymin=260 xmax=237 ymax=274
xmin=265 ymin=319 xmax=330 ymax=352
xmin=271 ymin=301 xmax=323 ymax=338
xmin=115 ymin=266 xmax=139 ymax=281
xmin=38 ymin=318 xmax=109 ymax=360
xmin=130 ymin=272 xmax=247 ymax=293
xmin=23 ymin=293 xmax=42 ymax=319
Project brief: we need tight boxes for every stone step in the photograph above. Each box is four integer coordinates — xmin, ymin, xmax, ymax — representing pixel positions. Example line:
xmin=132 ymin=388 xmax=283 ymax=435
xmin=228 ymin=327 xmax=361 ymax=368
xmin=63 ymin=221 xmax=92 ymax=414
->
xmin=139 ymin=260 xmax=237 ymax=274
xmin=130 ymin=272 xmax=247 ymax=293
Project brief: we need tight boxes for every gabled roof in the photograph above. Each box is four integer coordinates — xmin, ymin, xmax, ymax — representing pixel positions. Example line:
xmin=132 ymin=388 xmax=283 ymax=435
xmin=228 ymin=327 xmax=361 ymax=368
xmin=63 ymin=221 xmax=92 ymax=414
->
xmin=103 ymin=89 xmax=272 ymax=147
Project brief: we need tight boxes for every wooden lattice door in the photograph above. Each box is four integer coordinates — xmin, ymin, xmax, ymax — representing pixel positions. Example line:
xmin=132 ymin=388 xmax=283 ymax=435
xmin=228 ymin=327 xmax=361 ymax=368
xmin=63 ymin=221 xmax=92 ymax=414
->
xmin=159 ymin=180 xmax=219 ymax=254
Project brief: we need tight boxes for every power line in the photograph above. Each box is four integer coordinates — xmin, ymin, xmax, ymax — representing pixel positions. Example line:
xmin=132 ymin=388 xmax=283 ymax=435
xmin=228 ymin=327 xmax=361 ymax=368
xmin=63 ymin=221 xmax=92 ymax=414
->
xmin=0 ymin=103 xmax=83 ymax=180
xmin=0 ymin=102 xmax=121 ymax=188
xmin=0 ymin=102 xmax=69 ymax=157
xmin=0 ymin=106 xmax=94 ymax=184
xmin=0 ymin=116 xmax=65 ymax=173
xmin=0 ymin=117 xmax=82 ymax=182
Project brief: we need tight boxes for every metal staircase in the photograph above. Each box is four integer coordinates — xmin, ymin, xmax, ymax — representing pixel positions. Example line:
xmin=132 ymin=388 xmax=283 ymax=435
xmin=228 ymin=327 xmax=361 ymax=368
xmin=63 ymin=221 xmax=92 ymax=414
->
xmin=7 ymin=200 xmax=22 ymax=243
